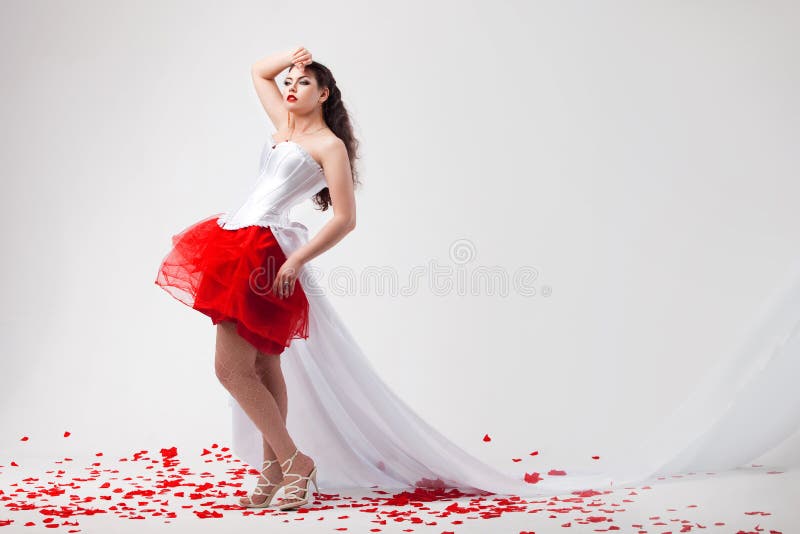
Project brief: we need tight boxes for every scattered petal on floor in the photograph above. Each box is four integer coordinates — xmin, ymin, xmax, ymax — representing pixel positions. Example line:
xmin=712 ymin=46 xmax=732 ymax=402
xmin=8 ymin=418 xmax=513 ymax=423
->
xmin=0 ymin=440 xmax=792 ymax=532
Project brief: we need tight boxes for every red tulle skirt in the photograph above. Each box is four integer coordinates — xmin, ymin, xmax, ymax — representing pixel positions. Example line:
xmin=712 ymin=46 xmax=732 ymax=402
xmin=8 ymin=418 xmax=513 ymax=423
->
xmin=154 ymin=213 xmax=310 ymax=355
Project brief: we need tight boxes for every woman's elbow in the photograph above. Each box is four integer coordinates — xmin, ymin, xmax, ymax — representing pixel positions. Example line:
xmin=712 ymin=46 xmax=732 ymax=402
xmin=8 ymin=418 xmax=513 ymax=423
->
xmin=335 ymin=215 xmax=356 ymax=232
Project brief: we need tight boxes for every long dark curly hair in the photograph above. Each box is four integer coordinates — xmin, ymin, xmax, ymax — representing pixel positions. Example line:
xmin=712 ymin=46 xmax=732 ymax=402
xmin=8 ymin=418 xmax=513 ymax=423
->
xmin=287 ymin=61 xmax=361 ymax=212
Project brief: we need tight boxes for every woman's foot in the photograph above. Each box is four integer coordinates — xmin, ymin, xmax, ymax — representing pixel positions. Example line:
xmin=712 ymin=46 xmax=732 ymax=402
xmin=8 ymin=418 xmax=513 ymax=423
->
xmin=239 ymin=457 xmax=284 ymax=508
xmin=278 ymin=449 xmax=317 ymax=509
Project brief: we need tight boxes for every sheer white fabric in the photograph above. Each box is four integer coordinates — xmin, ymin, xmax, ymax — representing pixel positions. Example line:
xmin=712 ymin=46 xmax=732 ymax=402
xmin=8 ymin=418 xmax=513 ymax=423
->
xmin=224 ymin=127 xmax=800 ymax=496
xmin=613 ymin=257 xmax=800 ymax=479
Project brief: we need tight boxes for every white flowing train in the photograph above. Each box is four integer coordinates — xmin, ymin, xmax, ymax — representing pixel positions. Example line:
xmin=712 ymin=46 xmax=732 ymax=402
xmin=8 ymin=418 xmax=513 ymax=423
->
xmin=228 ymin=220 xmax=800 ymax=497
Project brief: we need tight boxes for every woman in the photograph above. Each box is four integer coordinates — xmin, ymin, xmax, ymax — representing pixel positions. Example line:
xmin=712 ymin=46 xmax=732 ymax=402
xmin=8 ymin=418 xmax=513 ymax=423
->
xmin=155 ymin=46 xmax=359 ymax=510
xmin=156 ymin=46 xmax=670 ymax=508
xmin=156 ymin=46 xmax=644 ymax=508
xmin=156 ymin=45 xmax=800 ymax=511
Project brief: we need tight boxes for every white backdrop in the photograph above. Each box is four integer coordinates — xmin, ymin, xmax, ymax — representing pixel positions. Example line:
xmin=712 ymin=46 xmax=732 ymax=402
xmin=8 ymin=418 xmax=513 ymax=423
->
xmin=1 ymin=1 xmax=799 ymax=479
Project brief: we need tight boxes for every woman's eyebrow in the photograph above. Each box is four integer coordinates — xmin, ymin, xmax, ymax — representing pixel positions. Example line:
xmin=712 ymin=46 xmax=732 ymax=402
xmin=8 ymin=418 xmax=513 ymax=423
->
xmin=285 ymin=75 xmax=309 ymax=81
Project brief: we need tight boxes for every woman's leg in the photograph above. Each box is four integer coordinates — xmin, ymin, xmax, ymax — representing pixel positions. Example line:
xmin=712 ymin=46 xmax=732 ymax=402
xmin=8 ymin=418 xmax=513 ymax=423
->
xmin=255 ymin=349 xmax=288 ymax=457
xmin=236 ymin=350 xmax=288 ymax=506
xmin=252 ymin=348 xmax=317 ymax=506
xmin=214 ymin=321 xmax=315 ymax=505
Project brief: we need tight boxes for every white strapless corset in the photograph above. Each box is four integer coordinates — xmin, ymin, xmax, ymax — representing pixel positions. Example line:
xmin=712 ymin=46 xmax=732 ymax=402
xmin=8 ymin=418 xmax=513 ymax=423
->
xmin=217 ymin=139 xmax=327 ymax=230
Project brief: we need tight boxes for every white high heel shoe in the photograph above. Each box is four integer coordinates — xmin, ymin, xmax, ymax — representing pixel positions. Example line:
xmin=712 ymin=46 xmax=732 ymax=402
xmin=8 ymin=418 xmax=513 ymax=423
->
xmin=276 ymin=449 xmax=319 ymax=511
xmin=239 ymin=457 xmax=283 ymax=508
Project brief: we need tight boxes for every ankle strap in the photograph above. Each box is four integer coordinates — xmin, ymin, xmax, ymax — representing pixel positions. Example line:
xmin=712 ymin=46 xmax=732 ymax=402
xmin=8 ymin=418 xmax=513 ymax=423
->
xmin=280 ymin=449 xmax=300 ymax=471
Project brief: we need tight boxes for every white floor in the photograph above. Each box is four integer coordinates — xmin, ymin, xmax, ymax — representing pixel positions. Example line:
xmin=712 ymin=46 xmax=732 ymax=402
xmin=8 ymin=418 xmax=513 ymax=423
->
xmin=1 ymin=446 xmax=797 ymax=533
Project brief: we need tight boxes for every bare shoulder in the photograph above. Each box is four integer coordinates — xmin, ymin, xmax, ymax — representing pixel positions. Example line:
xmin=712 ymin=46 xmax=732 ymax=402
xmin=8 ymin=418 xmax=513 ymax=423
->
xmin=317 ymin=133 xmax=353 ymax=192
xmin=324 ymin=132 xmax=346 ymax=151
xmin=320 ymin=133 xmax=348 ymax=164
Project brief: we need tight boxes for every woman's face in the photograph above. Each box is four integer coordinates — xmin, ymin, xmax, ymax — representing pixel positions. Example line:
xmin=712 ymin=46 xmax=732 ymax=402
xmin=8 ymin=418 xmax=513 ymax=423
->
xmin=283 ymin=67 xmax=321 ymax=111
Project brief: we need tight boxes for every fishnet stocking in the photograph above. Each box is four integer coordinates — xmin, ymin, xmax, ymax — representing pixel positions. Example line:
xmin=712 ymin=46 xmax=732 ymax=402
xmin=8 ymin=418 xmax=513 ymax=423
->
xmin=214 ymin=320 xmax=315 ymax=507
xmin=237 ymin=352 xmax=288 ymax=505
xmin=214 ymin=321 xmax=297 ymax=462
xmin=255 ymin=349 xmax=288 ymax=462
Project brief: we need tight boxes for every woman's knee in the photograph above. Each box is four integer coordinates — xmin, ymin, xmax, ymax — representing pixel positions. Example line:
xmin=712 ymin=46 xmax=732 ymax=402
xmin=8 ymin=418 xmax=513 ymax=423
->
xmin=255 ymin=351 xmax=286 ymax=390
xmin=214 ymin=355 xmax=234 ymax=385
